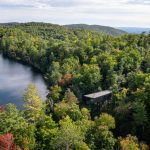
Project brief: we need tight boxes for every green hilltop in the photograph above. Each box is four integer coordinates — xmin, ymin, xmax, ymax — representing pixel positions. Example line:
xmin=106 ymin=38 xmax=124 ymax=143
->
xmin=65 ymin=24 xmax=126 ymax=36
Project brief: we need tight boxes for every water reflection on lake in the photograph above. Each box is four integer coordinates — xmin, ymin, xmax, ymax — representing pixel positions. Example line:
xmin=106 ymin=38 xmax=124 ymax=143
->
xmin=0 ymin=53 xmax=48 ymax=109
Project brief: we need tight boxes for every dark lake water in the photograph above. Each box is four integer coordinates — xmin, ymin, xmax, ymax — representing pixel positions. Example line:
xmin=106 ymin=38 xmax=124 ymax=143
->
xmin=0 ymin=53 xmax=48 ymax=109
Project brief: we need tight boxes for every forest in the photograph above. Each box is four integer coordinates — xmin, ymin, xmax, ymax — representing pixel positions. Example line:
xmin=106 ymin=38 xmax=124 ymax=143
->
xmin=0 ymin=22 xmax=150 ymax=150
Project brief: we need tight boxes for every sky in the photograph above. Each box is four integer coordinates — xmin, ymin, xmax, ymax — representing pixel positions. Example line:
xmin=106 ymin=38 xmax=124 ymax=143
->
xmin=0 ymin=0 xmax=150 ymax=27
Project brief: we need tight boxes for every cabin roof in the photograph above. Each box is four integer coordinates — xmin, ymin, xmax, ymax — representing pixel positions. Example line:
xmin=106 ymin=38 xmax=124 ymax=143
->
xmin=84 ymin=90 xmax=112 ymax=99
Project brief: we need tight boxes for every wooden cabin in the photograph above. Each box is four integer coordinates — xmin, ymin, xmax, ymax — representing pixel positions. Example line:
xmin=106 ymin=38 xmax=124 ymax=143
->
xmin=84 ymin=90 xmax=112 ymax=115
xmin=84 ymin=90 xmax=112 ymax=104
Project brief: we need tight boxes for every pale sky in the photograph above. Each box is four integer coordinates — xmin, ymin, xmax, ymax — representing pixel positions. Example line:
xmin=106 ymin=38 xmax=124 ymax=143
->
xmin=0 ymin=0 xmax=150 ymax=27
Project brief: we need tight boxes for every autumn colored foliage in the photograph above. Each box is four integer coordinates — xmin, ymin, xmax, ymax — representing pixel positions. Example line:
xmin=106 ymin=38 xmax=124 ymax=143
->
xmin=0 ymin=134 xmax=19 ymax=150
xmin=0 ymin=105 xmax=5 ymax=113
xmin=58 ymin=73 xmax=73 ymax=86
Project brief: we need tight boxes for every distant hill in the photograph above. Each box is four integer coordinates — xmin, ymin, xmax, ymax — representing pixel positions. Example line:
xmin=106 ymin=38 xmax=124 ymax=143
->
xmin=0 ymin=22 xmax=20 ymax=26
xmin=0 ymin=22 xmax=107 ymax=42
xmin=118 ymin=27 xmax=150 ymax=34
xmin=64 ymin=24 xmax=126 ymax=36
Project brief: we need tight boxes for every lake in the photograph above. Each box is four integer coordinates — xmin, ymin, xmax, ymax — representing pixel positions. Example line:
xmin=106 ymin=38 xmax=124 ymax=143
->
xmin=0 ymin=53 xmax=49 ymax=109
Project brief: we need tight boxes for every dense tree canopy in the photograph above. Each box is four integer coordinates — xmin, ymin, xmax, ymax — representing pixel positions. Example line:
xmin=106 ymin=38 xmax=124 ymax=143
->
xmin=0 ymin=22 xmax=150 ymax=149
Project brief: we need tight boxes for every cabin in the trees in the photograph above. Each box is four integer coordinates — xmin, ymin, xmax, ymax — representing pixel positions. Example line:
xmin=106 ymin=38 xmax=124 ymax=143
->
xmin=84 ymin=90 xmax=112 ymax=115
xmin=84 ymin=90 xmax=112 ymax=104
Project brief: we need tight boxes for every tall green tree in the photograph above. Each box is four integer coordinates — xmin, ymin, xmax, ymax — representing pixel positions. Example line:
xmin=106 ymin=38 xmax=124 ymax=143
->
xmin=51 ymin=116 xmax=84 ymax=150
xmin=86 ymin=113 xmax=116 ymax=150
xmin=23 ymin=84 xmax=44 ymax=122
xmin=36 ymin=115 xmax=58 ymax=150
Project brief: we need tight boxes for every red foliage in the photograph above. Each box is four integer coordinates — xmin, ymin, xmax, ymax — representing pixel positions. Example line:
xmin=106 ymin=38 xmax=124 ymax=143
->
xmin=0 ymin=133 xmax=19 ymax=150
xmin=0 ymin=105 xmax=5 ymax=113
xmin=58 ymin=73 xmax=73 ymax=86
xmin=58 ymin=79 xmax=65 ymax=86
xmin=64 ymin=73 xmax=73 ymax=84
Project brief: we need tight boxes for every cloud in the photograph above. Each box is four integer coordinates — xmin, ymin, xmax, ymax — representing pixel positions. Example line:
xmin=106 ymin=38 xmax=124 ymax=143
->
xmin=128 ymin=0 xmax=150 ymax=5
xmin=0 ymin=0 xmax=51 ymax=9
xmin=0 ymin=0 xmax=139 ymax=8
xmin=0 ymin=0 xmax=150 ymax=27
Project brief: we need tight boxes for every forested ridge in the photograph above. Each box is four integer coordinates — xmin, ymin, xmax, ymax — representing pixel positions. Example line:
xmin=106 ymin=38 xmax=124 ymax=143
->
xmin=65 ymin=24 xmax=126 ymax=36
xmin=0 ymin=22 xmax=150 ymax=149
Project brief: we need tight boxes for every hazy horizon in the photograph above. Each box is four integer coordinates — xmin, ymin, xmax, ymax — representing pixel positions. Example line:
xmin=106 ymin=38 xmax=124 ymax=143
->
xmin=0 ymin=0 xmax=150 ymax=28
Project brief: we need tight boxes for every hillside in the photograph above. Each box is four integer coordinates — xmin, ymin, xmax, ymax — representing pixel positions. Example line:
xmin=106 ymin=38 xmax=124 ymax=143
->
xmin=0 ymin=22 xmax=103 ymax=40
xmin=0 ymin=22 xmax=126 ymax=37
xmin=65 ymin=24 xmax=126 ymax=36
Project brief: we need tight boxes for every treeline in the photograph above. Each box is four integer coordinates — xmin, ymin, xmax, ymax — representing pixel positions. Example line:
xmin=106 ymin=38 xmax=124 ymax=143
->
xmin=0 ymin=84 xmax=147 ymax=150
xmin=65 ymin=24 xmax=126 ymax=36
xmin=0 ymin=23 xmax=150 ymax=149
